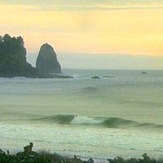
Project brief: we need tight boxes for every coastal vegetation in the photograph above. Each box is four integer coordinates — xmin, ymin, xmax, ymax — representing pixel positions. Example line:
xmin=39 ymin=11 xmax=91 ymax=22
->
xmin=0 ymin=34 xmax=36 ymax=77
xmin=0 ymin=144 xmax=163 ymax=163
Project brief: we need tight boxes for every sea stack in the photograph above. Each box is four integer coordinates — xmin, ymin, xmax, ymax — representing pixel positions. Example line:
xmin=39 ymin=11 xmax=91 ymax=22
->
xmin=36 ymin=43 xmax=62 ymax=77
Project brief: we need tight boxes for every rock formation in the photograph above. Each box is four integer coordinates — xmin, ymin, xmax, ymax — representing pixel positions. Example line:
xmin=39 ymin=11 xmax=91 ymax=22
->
xmin=91 ymin=76 xmax=100 ymax=79
xmin=0 ymin=34 xmax=36 ymax=77
xmin=36 ymin=43 xmax=61 ymax=77
xmin=0 ymin=34 xmax=65 ymax=78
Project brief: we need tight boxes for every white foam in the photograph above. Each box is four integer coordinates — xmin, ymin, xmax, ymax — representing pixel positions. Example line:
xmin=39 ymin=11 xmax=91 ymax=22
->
xmin=71 ymin=116 xmax=102 ymax=124
xmin=0 ymin=122 xmax=163 ymax=159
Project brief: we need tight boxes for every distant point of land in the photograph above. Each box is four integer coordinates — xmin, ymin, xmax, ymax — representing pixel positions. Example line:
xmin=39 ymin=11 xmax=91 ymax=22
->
xmin=0 ymin=34 xmax=68 ymax=78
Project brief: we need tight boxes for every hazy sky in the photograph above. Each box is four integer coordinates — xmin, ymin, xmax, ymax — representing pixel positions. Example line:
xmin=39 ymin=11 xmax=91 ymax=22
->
xmin=0 ymin=0 xmax=163 ymax=69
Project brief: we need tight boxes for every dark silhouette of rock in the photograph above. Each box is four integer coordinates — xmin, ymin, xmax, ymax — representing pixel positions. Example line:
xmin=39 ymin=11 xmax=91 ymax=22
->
xmin=141 ymin=71 xmax=147 ymax=74
xmin=142 ymin=153 xmax=151 ymax=162
xmin=0 ymin=34 xmax=36 ymax=77
xmin=24 ymin=142 xmax=33 ymax=155
xmin=17 ymin=142 xmax=38 ymax=158
xmin=36 ymin=43 xmax=61 ymax=77
xmin=0 ymin=34 xmax=71 ymax=78
xmin=91 ymin=76 xmax=100 ymax=79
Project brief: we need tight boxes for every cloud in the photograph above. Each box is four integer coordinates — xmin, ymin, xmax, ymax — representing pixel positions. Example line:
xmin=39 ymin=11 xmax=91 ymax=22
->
xmin=1 ymin=0 xmax=163 ymax=62
xmin=33 ymin=6 xmax=163 ymax=12
xmin=1 ymin=0 xmax=163 ymax=11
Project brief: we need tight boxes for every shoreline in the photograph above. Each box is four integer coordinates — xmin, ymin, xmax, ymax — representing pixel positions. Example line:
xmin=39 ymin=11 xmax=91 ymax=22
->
xmin=0 ymin=144 xmax=163 ymax=163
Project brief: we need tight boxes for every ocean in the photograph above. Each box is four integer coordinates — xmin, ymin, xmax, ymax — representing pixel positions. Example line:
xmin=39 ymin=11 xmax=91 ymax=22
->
xmin=0 ymin=69 xmax=163 ymax=161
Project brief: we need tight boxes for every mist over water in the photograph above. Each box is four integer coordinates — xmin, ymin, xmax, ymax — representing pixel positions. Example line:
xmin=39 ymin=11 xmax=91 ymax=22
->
xmin=0 ymin=69 xmax=163 ymax=159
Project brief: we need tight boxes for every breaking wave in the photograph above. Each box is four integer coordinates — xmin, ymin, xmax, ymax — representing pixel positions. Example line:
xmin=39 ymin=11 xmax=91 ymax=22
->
xmin=35 ymin=115 xmax=75 ymax=124
xmin=33 ymin=115 xmax=163 ymax=130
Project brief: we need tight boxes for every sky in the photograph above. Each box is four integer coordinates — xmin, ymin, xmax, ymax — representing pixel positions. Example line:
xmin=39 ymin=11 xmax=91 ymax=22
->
xmin=0 ymin=0 xmax=163 ymax=69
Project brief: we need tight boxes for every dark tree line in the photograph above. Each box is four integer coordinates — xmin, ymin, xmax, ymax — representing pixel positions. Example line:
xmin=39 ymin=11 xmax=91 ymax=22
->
xmin=0 ymin=34 xmax=36 ymax=77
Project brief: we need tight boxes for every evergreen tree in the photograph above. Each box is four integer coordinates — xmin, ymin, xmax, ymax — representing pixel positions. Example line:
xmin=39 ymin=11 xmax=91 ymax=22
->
xmin=0 ymin=34 xmax=36 ymax=77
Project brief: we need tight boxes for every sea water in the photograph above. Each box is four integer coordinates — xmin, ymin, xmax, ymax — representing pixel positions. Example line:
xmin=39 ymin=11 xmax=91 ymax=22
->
xmin=0 ymin=69 xmax=163 ymax=161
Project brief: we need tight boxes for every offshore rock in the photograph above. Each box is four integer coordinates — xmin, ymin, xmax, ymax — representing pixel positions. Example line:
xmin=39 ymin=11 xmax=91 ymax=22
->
xmin=36 ymin=43 xmax=62 ymax=77
xmin=91 ymin=76 xmax=100 ymax=79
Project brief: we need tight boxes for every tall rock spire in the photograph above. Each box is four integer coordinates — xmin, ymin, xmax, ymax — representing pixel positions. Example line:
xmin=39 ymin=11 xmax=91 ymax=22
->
xmin=36 ymin=43 xmax=62 ymax=77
